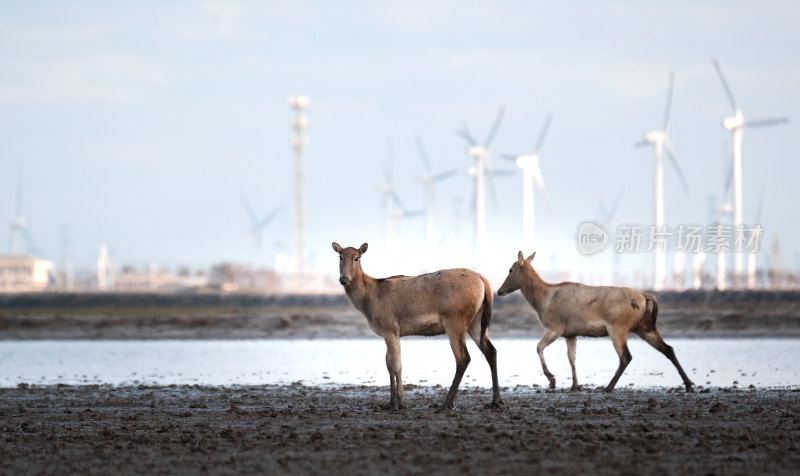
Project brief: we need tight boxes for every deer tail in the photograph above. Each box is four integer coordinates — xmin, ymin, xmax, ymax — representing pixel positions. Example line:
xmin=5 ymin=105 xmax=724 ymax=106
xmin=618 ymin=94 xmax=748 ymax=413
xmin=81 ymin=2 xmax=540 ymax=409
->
xmin=643 ymin=292 xmax=659 ymax=326
xmin=480 ymin=276 xmax=493 ymax=349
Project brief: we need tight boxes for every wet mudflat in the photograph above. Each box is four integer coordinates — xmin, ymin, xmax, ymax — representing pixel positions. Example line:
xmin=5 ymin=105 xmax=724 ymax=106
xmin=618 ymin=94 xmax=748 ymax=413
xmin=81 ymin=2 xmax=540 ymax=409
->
xmin=2 ymin=384 xmax=799 ymax=475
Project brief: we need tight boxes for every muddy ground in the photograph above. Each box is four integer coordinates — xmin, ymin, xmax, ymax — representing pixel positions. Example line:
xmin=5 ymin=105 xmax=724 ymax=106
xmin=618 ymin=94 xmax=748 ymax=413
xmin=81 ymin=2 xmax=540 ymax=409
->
xmin=1 ymin=384 xmax=799 ymax=475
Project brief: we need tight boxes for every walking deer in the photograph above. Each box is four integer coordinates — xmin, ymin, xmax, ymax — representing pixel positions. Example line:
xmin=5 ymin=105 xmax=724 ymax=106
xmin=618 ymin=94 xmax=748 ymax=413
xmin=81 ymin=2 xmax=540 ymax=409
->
xmin=497 ymin=251 xmax=694 ymax=392
xmin=332 ymin=242 xmax=502 ymax=409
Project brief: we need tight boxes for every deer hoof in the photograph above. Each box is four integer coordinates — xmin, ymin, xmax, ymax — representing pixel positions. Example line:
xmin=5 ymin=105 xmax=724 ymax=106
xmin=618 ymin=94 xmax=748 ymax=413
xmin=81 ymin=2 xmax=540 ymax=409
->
xmin=484 ymin=399 xmax=504 ymax=410
xmin=436 ymin=402 xmax=454 ymax=413
xmin=569 ymin=385 xmax=582 ymax=392
xmin=383 ymin=401 xmax=405 ymax=411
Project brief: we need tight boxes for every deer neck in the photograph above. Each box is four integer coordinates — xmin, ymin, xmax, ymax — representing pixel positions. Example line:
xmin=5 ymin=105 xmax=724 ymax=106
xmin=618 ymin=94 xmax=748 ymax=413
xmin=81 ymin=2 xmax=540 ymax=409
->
xmin=343 ymin=270 xmax=377 ymax=318
xmin=520 ymin=267 xmax=550 ymax=312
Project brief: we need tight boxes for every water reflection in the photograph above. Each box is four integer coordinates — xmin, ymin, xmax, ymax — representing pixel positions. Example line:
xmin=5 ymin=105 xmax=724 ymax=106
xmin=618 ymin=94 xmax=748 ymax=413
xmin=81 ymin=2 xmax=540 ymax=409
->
xmin=1 ymin=338 xmax=797 ymax=389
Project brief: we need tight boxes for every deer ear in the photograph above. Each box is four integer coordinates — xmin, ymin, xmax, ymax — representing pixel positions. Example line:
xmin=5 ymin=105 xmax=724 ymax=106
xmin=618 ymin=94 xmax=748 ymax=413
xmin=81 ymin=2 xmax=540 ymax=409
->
xmin=359 ymin=243 xmax=368 ymax=254
xmin=526 ymin=252 xmax=536 ymax=262
xmin=517 ymin=251 xmax=524 ymax=264
xmin=332 ymin=242 xmax=342 ymax=253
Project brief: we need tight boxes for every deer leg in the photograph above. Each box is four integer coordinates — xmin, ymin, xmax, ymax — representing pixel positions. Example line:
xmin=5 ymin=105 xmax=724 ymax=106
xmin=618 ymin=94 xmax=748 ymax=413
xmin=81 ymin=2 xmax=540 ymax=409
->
xmin=469 ymin=326 xmax=502 ymax=408
xmin=606 ymin=332 xmax=632 ymax=392
xmin=636 ymin=330 xmax=694 ymax=392
xmin=384 ymin=335 xmax=404 ymax=409
xmin=565 ymin=336 xmax=581 ymax=391
xmin=537 ymin=330 xmax=560 ymax=389
xmin=442 ymin=331 xmax=471 ymax=410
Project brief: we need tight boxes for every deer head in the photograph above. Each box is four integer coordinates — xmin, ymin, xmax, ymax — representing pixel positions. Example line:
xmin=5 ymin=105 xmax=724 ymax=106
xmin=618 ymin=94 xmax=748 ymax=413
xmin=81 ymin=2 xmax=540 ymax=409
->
xmin=497 ymin=251 xmax=535 ymax=296
xmin=332 ymin=242 xmax=368 ymax=286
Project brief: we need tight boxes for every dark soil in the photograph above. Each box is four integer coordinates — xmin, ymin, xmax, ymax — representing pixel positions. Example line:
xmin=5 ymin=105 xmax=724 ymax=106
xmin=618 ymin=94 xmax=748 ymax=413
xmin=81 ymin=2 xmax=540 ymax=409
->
xmin=1 ymin=384 xmax=798 ymax=475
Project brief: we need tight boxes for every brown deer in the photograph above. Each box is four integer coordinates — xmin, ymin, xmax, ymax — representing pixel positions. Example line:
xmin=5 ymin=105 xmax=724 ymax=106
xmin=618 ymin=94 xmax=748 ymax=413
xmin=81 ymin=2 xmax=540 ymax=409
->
xmin=497 ymin=251 xmax=694 ymax=392
xmin=331 ymin=242 xmax=501 ymax=409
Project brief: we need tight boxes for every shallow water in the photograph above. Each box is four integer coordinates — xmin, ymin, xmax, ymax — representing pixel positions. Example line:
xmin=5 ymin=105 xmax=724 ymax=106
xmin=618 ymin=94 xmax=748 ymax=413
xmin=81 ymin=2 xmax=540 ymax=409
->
xmin=0 ymin=338 xmax=797 ymax=389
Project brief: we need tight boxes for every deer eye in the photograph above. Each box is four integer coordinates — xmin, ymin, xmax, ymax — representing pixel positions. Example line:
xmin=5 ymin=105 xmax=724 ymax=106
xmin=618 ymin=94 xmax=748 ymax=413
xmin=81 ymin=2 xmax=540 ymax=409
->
xmin=339 ymin=256 xmax=342 ymax=261
xmin=508 ymin=268 xmax=512 ymax=274
xmin=354 ymin=257 xmax=360 ymax=261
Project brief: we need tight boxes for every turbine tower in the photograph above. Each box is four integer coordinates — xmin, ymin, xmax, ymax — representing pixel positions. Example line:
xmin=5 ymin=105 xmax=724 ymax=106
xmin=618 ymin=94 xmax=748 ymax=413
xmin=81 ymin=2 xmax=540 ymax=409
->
xmin=712 ymin=59 xmax=789 ymax=284
xmin=457 ymin=107 xmax=505 ymax=272
xmin=415 ymin=136 xmax=456 ymax=270
xmin=8 ymin=166 xmax=34 ymax=255
xmin=289 ymin=95 xmax=309 ymax=288
xmin=504 ymin=111 xmax=553 ymax=253
xmin=635 ymin=72 xmax=689 ymax=291
xmin=747 ymin=184 xmax=765 ymax=289
xmin=598 ymin=190 xmax=623 ymax=283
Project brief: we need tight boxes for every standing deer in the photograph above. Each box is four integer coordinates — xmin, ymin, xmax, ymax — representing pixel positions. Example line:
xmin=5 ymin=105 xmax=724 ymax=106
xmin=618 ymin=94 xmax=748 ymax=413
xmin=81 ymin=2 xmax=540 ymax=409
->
xmin=497 ymin=251 xmax=693 ymax=392
xmin=331 ymin=242 xmax=502 ymax=409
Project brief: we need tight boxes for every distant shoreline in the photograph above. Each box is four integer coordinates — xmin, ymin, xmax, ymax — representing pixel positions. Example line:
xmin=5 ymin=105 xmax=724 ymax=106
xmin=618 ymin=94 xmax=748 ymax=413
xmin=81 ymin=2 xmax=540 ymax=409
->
xmin=1 ymin=290 xmax=799 ymax=339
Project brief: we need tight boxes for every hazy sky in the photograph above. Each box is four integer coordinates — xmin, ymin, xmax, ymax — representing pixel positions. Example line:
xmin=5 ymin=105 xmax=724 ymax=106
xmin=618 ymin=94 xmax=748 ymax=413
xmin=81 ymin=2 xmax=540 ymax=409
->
xmin=1 ymin=1 xmax=798 ymax=284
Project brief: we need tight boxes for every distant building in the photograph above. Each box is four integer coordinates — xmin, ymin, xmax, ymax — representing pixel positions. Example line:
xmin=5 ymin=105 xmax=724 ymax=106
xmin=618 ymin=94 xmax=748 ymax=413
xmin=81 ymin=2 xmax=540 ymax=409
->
xmin=0 ymin=255 xmax=53 ymax=292
xmin=97 ymin=244 xmax=114 ymax=291
xmin=113 ymin=266 xmax=174 ymax=292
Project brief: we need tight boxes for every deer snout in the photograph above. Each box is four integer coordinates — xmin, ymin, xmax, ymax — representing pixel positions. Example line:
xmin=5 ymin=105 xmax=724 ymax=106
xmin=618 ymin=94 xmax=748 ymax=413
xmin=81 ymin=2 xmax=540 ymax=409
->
xmin=339 ymin=276 xmax=350 ymax=286
xmin=497 ymin=289 xmax=507 ymax=297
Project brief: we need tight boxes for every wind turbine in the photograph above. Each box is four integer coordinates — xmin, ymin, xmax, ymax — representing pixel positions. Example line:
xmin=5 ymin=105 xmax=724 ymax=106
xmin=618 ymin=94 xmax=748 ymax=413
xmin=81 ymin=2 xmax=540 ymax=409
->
xmin=712 ymin=59 xmax=789 ymax=283
xmin=504 ymin=111 xmax=553 ymax=253
xmin=415 ymin=136 xmax=457 ymax=270
xmin=241 ymin=196 xmax=281 ymax=266
xmin=636 ymin=72 xmax=690 ymax=291
xmin=8 ymin=166 xmax=37 ymax=255
xmin=380 ymin=139 xmax=405 ymax=253
xmin=598 ymin=189 xmax=623 ymax=283
xmin=457 ymin=107 xmax=505 ymax=272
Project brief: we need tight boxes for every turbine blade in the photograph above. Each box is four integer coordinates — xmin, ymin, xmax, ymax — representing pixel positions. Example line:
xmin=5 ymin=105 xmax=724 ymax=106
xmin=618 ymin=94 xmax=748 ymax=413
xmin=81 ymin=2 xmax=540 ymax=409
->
xmin=712 ymin=59 xmax=738 ymax=112
xmin=457 ymin=123 xmax=478 ymax=146
xmin=743 ymin=117 xmax=790 ymax=128
xmin=488 ymin=169 xmax=515 ymax=177
xmin=608 ymin=189 xmax=624 ymax=222
xmin=502 ymin=153 xmax=519 ymax=161
xmin=15 ymin=166 xmax=23 ymax=217
xmin=597 ymin=199 xmax=609 ymax=223
xmin=664 ymin=139 xmax=690 ymax=194
xmin=403 ymin=209 xmax=425 ymax=218
xmin=240 ymin=196 xmax=258 ymax=224
xmin=532 ymin=165 xmax=551 ymax=214
xmin=634 ymin=140 xmax=650 ymax=149
xmin=385 ymin=138 xmax=395 ymax=181
xmin=256 ymin=206 xmax=282 ymax=229
xmin=433 ymin=169 xmax=458 ymax=182
xmin=724 ymin=159 xmax=733 ymax=195
xmin=662 ymin=72 xmax=674 ymax=132
xmin=483 ymin=107 xmax=505 ymax=148
xmin=415 ymin=136 xmax=431 ymax=172
xmin=19 ymin=226 xmax=36 ymax=253
xmin=533 ymin=111 xmax=553 ymax=154
xmin=390 ymin=191 xmax=404 ymax=209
